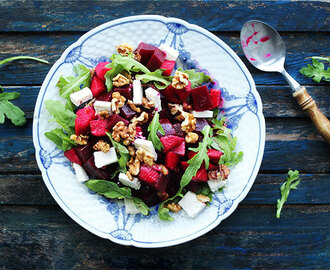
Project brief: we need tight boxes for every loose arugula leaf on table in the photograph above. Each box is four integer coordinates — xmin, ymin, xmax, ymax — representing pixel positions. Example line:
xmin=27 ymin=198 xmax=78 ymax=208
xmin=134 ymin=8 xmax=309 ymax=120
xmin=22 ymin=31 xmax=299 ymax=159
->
xmin=0 ymin=89 xmax=26 ymax=126
xmin=85 ymin=180 xmax=150 ymax=215
xmin=135 ymin=69 xmax=172 ymax=89
xmin=276 ymin=170 xmax=301 ymax=218
xmin=44 ymin=128 xmax=77 ymax=152
xmin=57 ymin=64 xmax=91 ymax=98
xmin=147 ymin=111 xmax=165 ymax=151
xmin=299 ymin=57 xmax=330 ymax=82
xmin=177 ymin=67 xmax=213 ymax=88
xmin=0 ymin=56 xmax=49 ymax=66
xmin=107 ymin=132 xmax=130 ymax=173
xmin=45 ymin=100 xmax=77 ymax=135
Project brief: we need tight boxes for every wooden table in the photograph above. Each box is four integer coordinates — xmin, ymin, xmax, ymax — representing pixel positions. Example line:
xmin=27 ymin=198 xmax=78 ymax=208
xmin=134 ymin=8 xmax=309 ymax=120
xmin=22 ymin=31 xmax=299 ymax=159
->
xmin=0 ymin=1 xmax=329 ymax=268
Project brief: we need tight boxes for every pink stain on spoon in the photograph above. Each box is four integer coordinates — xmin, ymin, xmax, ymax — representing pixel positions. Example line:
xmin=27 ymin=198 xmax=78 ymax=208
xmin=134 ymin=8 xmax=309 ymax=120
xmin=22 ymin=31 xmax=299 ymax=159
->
xmin=264 ymin=53 xmax=272 ymax=58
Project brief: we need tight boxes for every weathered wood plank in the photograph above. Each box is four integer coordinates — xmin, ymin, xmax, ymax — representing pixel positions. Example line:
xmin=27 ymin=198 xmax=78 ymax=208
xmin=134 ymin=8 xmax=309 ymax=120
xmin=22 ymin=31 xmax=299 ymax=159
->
xmin=0 ymin=205 xmax=328 ymax=269
xmin=0 ymin=32 xmax=329 ymax=86
xmin=0 ymin=173 xmax=328 ymax=206
xmin=0 ymin=1 xmax=329 ymax=32
xmin=1 ymin=118 xmax=329 ymax=173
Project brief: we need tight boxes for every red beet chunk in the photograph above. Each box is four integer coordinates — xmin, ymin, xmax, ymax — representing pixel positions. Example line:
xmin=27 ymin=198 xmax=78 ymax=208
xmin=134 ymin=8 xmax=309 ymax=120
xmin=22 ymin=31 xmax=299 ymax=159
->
xmin=172 ymin=123 xmax=185 ymax=137
xmin=160 ymin=60 xmax=176 ymax=76
xmin=64 ymin=148 xmax=82 ymax=165
xmin=158 ymin=119 xmax=176 ymax=136
xmin=120 ymin=104 xmax=136 ymax=120
xmin=146 ymin=48 xmax=166 ymax=71
xmin=75 ymin=106 xmax=96 ymax=135
xmin=106 ymin=114 xmax=129 ymax=131
xmin=90 ymin=119 xmax=109 ymax=137
xmin=135 ymin=42 xmax=157 ymax=65
xmin=195 ymin=118 xmax=210 ymax=132
xmin=191 ymin=85 xmax=213 ymax=111
xmin=170 ymin=140 xmax=185 ymax=156
xmin=155 ymin=174 xmax=169 ymax=193
xmin=138 ymin=165 xmax=168 ymax=193
xmin=113 ymin=84 xmax=132 ymax=100
xmin=207 ymin=149 xmax=223 ymax=164
xmin=132 ymin=183 xmax=161 ymax=207
xmin=165 ymin=152 xmax=180 ymax=170
xmin=95 ymin=91 xmax=112 ymax=102
xmin=161 ymin=85 xmax=181 ymax=104
xmin=75 ymin=138 xmax=98 ymax=163
xmin=83 ymin=156 xmax=110 ymax=180
xmin=187 ymin=151 xmax=198 ymax=160
xmin=160 ymin=135 xmax=184 ymax=152
xmin=210 ymin=88 xmax=221 ymax=109
xmin=180 ymin=161 xmax=189 ymax=171
xmin=186 ymin=181 xmax=199 ymax=193
xmin=192 ymin=168 xmax=208 ymax=182
xmin=95 ymin=62 xmax=111 ymax=81
xmin=208 ymin=163 xmax=218 ymax=171
xmin=90 ymin=75 xmax=106 ymax=97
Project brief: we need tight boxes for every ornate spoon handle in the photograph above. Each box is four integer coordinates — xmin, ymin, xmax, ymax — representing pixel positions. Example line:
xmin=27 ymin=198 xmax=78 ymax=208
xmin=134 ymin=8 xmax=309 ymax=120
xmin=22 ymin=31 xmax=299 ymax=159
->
xmin=293 ymin=86 xmax=330 ymax=144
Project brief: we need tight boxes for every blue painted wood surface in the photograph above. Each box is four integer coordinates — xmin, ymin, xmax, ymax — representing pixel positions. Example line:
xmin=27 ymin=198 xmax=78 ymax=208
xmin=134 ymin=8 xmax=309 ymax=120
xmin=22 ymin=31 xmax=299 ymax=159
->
xmin=0 ymin=1 xmax=329 ymax=268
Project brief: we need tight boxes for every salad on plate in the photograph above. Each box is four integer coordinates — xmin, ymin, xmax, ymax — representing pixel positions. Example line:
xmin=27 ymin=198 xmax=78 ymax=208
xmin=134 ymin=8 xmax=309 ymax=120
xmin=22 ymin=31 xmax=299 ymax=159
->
xmin=44 ymin=41 xmax=243 ymax=220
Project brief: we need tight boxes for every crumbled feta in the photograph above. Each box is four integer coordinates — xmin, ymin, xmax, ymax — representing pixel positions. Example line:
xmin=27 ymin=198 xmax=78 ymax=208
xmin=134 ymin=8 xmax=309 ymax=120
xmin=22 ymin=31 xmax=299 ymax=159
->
xmin=133 ymin=79 xmax=143 ymax=105
xmin=207 ymin=179 xmax=227 ymax=192
xmin=178 ymin=191 xmax=206 ymax=218
xmin=134 ymin=138 xmax=158 ymax=160
xmin=159 ymin=44 xmax=179 ymax=61
xmin=94 ymin=100 xmax=112 ymax=115
xmin=72 ymin=163 xmax=89 ymax=182
xmin=145 ymin=87 xmax=162 ymax=111
xmin=93 ymin=147 xmax=118 ymax=168
xmin=192 ymin=110 xmax=214 ymax=118
xmin=119 ymin=173 xmax=141 ymax=190
xmin=124 ymin=198 xmax=141 ymax=215
xmin=70 ymin=87 xmax=93 ymax=106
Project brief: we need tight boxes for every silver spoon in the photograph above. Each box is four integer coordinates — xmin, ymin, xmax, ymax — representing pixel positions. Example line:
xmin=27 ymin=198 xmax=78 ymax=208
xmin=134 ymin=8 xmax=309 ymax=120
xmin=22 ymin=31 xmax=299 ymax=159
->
xmin=240 ymin=20 xmax=330 ymax=144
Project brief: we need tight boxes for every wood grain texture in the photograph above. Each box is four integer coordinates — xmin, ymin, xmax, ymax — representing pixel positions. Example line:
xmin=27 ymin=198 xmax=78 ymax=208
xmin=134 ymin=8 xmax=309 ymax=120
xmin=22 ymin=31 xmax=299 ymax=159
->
xmin=0 ymin=205 xmax=329 ymax=269
xmin=0 ymin=1 xmax=329 ymax=32
xmin=0 ymin=173 xmax=329 ymax=206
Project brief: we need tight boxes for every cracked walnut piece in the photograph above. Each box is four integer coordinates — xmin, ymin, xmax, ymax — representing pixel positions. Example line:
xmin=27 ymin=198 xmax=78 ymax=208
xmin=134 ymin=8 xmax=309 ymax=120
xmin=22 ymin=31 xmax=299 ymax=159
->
xmin=93 ymin=140 xmax=110 ymax=153
xmin=70 ymin=134 xmax=88 ymax=145
xmin=99 ymin=110 xmax=110 ymax=119
xmin=127 ymin=100 xmax=141 ymax=113
xmin=185 ymin=132 xmax=199 ymax=143
xmin=197 ymin=194 xmax=211 ymax=203
xmin=208 ymin=164 xmax=230 ymax=181
xmin=172 ymin=70 xmax=189 ymax=89
xmin=111 ymin=92 xmax=126 ymax=114
xmin=141 ymin=97 xmax=154 ymax=109
xmin=127 ymin=157 xmax=140 ymax=176
xmin=181 ymin=112 xmax=196 ymax=133
xmin=116 ymin=43 xmax=134 ymax=56
xmin=136 ymin=148 xmax=154 ymax=167
xmin=112 ymin=73 xmax=130 ymax=87
xmin=131 ymin=112 xmax=148 ymax=125
xmin=166 ymin=202 xmax=181 ymax=213
xmin=112 ymin=121 xmax=136 ymax=145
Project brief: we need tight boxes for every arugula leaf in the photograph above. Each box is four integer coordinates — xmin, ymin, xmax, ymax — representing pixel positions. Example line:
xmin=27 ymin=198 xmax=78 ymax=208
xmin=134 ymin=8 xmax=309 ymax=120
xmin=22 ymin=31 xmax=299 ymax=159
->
xmin=147 ymin=111 xmax=165 ymax=151
xmin=0 ymin=90 xmax=26 ymax=126
xmin=196 ymin=183 xmax=213 ymax=204
xmin=0 ymin=56 xmax=49 ymax=66
xmin=299 ymin=57 xmax=330 ymax=82
xmin=276 ymin=170 xmax=301 ymax=218
xmin=44 ymin=128 xmax=77 ymax=151
xmin=107 ymin=132 xmax=130 ymax=173
xmin=177 ymin=68 xmax=212 ymax=88
xmin=57 ymin=64 xmax=91 ymax=98
xmin=45 ymin=100 xmax=77 ymax=135
xmin=157 ymin=187 xmax=184 ymax=221
xmin=181 ymin=125 xmax=213 ymax=187
xmin=85 ymin=180 xmax=150 ymax=215
xmin=135 ymin=69 xmax=172 ymax=89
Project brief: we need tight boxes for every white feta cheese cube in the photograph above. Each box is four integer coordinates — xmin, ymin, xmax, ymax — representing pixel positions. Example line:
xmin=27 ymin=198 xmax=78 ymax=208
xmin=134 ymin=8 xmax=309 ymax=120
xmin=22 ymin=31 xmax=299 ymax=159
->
xmin=72 ymin=163 xmax=89 ymax=182
xmin=124 ymin=198 xmax=141 ymax=215
xmin=192 ymin=110 xmax=214 ymax=118
xmin=93 ymin=147 xmax=118 ymax=168
xmin=119 ymin=173 xmax=141 ymax=190
xmin=145 ymin=87 xmax=162 ymax=111
xmin=134 ymin=138 xmax=158 ymax=160
xmin=133 ymin=79 xmax=143 ymax=104
xmin=94 ymin=100 xmax=112 ymax=115
xmin=159 ymin=44 xmax=179 ymax=61
xmin=207 ymin=179 xmax=227 ymax=192
xmin=178 ymin=191 xmax=206 ymax=218
xmin=70 ymin=87 xmax=93 ymax=106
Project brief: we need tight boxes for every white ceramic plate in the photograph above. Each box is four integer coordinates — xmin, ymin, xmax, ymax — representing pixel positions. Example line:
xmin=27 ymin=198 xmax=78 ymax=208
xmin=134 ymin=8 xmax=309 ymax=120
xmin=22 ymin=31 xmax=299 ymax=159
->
xmin=33 ymin=15 xmax=265 ymax=248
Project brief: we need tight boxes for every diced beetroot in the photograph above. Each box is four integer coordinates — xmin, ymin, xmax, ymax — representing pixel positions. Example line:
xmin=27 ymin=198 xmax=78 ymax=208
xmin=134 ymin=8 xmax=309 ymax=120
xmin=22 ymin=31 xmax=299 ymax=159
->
xmin=208 ymin=163 xmax=218 ymax=171
xmin=95 ymin=62 xmax=111 ymax=81
xmin=113 ymin=84 xmax=133 ymax=100
xmin=83 ymin=156 xmax=111 ymax=180
xmin=173 ymin=123 xmax=185 ymax=137
xmin=210 ymin=88 xmax=221 ymax=109
xmin=90 ymin=75 xmax=106 ymax=97
xmin=160 ymin=60 xmax=176 ymax=76
xmin=75 ymin=106 xmax=96 ymax=135
xmin=146 ymin=48 xmax=165 ymax=71
xmin=135 ymin=42 xmax=157 ymax=65
xmin=187 ymin=151 xmax=198 ymax=160
xmin=155 ymin=174 xmax=169 ymax=193
xmin=180 ymin=161 xmax=189 ymax=171
xmin=191 ymin=85 xmax=213 ymax=111
xmin=170 ymin=140 xmax=185 ymax=156
xmin=158 ymin=119 xmax=176 ymax=136
xmin=186 ymin=181 xmax=199 ymax=193
xmin=95 ymin=91 xmax=112 ymax=102
xmin=195 ymin=118 xmax=210 ymax=132
xmin=165 ymin=152 xmax=180 ymax=170
xmin=160 ymin=135 xmax=184 ymax=152
xmin=120 ymin=104 xmax=136 ymax=120
xmin=192 ymin=168 xmax=208 ymax=182
xmin=90 ymin=119 xmax=109 ymax=137
xmin=75 ymin=138 xmax=98 ymax=163
xmin=64 ymin=148 xmax=82 ymax=165
xmin=161 ymin=85 xmax=181 ymax=104
xmin=138 ymin=165 xmax=168 ymax=193
xmin=106 ymin=114 xmax=129 ymax=131
xmin=132 ymin=183 xmax=161 ymax=207
xmin=207 ymin=149 xmax=223 ymax=164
